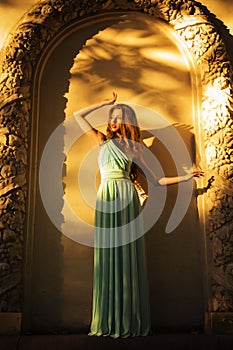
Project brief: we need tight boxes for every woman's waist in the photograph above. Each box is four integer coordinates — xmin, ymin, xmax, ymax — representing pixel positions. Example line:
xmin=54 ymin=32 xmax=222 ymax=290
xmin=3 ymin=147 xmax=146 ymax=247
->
xmin=100 ymin=169 xmax=130 ymax=181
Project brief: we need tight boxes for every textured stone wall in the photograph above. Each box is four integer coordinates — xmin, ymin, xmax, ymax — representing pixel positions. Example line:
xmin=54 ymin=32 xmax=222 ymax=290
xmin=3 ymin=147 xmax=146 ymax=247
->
xmin=0 ymin=0 xmax=232 ymax=332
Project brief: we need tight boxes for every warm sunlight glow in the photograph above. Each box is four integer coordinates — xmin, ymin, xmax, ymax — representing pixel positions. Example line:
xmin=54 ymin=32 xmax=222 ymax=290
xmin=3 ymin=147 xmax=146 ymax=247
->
xmin=98 ymin=26 xmax=161 ymax=47
xmin=0 ymin=1 xmax=36 ymax=50
xmin=205 ymin=145 xmax=217 ymax=165
xmin=139 ymin=69 xmax=182 ymax=90
xmin=140 ymin=48 xmax=189 ymax=71
xmin=143 ymin=136 xmax=155 ymax=148
xmin=0 ymin=6 xmax=15 ymax=49
xmin=203 ymin=79 xmax=232 ymax=131
xmin=204 ymin=84 xmax=230 ymax=106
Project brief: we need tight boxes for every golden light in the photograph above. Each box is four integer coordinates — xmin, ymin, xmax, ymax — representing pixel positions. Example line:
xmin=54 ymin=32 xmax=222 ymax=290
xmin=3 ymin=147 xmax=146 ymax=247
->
xmin=140 ymin=47 xmax=190 ymax=71
xmin=202 ymin=79 xmax=232 ymax=131
xmin=205 ymin=145 xmax=217 ymax=165
xmin=0 ymin=5 xmax=15 ymax=50
xmin=0 ymin=1 xmax=37 ymax=50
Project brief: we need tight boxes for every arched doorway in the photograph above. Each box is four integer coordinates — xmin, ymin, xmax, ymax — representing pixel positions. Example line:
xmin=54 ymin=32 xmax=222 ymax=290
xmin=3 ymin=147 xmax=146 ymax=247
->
xmin=27 ymin=12 xmax=203 ymax=333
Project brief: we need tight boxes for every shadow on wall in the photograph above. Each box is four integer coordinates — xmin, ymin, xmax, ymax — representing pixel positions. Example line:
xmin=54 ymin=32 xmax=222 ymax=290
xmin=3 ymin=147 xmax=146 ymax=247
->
xmin=27 ymin=11 xmax=204 ymax=333
xmin=65 ymin=13 xmax=191 ymax=120
xmin=142 ymin=125 xmax=204 ymax=332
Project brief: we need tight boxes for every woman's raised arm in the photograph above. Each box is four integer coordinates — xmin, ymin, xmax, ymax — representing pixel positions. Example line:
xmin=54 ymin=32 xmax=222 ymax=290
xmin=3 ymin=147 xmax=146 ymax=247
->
xmin=73 ymin=92 xmax=117 ymax=145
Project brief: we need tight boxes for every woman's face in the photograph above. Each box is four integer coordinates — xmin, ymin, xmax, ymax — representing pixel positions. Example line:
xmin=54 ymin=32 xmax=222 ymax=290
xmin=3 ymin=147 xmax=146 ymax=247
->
xmin=109 ymin=108 xmax=122 ymax=133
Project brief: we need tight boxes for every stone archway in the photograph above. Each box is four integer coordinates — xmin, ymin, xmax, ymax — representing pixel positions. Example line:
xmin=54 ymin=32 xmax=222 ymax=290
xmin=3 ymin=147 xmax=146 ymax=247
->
xmin=0 ymin=0 xmax=233 ymax=334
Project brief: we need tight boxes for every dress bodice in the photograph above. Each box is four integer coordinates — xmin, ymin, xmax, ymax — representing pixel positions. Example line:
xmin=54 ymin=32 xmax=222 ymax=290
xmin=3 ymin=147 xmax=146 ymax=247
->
xmin=98 ymin=139 xmax=132 ymax=181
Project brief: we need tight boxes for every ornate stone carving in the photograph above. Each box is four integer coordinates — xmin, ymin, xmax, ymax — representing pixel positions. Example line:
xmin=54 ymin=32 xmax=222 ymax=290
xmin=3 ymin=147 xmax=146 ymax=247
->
xmin=0 ymin=0 xmax=233 ymax=332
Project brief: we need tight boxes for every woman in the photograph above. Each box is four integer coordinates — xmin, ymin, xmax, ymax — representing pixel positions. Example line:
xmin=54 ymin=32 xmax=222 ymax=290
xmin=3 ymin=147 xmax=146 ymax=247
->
xmin=74 ymin=93 xmax=203 ymax=338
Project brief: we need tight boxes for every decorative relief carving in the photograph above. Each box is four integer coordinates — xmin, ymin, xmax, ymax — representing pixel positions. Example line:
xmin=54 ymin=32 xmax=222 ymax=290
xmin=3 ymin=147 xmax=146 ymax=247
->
xmin=0 ymin=0 xmax=233 ymax=331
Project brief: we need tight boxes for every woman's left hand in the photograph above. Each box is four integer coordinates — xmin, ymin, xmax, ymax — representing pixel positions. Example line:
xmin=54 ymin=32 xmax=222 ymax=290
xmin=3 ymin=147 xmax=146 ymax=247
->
xmin=183 ymin=167 xmax=204 ymax=181
xmin=102 ymin=92 xmax=117 ymax=105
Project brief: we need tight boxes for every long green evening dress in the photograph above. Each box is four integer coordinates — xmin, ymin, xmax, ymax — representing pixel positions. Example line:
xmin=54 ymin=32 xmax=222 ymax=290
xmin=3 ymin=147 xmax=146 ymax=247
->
xmin=89 ymin=138 xmax=151 ymax=338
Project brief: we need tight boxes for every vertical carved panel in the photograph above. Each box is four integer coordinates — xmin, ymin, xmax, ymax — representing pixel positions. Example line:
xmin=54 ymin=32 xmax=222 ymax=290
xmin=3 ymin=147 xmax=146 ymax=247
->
xmin=0 ymin=0 xmax=233 ymax=332
xmin=176 ymin=18 xmax=233 ymax=330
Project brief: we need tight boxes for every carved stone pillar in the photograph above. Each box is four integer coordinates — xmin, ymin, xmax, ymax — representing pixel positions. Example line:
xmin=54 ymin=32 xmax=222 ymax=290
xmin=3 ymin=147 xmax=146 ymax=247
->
xmin=0 ymin=0 xmax=232 ymax=334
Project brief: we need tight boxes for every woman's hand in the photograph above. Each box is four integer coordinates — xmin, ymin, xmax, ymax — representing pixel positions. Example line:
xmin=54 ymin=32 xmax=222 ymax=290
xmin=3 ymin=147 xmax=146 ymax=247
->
xmin=183 ymin=167 xmax=204 ymax=181
xmin=102 ymin=92 xmax=117 ymax=105
xmin=73 ymin=92 xmax=118 ymax=145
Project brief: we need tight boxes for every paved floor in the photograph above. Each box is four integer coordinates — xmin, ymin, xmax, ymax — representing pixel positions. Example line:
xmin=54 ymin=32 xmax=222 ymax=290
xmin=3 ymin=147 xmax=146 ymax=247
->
xmin=1 ymin=333 xmax=233 ymax=350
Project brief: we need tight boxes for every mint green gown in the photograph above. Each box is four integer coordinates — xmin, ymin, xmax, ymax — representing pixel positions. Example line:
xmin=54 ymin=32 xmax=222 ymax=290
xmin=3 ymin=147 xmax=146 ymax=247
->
xmin=89 ymin=139 xmax=151 ymax=338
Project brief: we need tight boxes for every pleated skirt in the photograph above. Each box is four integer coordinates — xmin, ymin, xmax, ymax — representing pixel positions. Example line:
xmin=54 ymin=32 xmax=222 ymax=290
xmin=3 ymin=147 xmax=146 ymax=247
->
xmin=89 ymin=178 xmax=151 ymax=338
